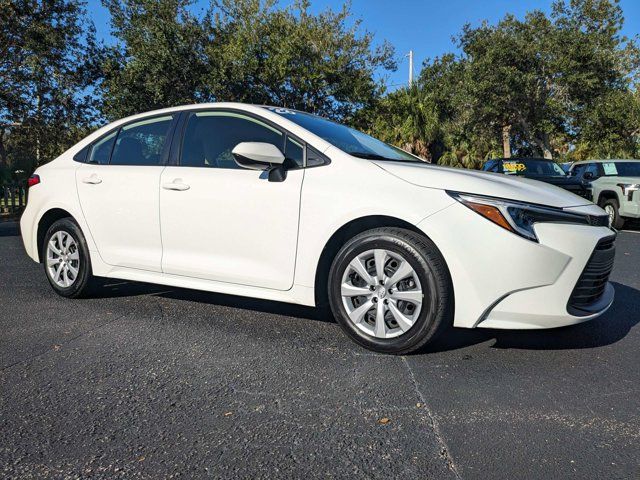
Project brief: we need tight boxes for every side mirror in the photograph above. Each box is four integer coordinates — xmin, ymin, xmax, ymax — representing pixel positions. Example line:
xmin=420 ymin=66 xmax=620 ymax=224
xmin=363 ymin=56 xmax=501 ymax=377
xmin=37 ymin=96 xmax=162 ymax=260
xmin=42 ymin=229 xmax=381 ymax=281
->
xmin=583 ymin=171 xmax=594 ymax=180
xmin=232 ymin=142 xmax=287 ymax=182
xmin=232 ymin=142 xmax=285 ymax=170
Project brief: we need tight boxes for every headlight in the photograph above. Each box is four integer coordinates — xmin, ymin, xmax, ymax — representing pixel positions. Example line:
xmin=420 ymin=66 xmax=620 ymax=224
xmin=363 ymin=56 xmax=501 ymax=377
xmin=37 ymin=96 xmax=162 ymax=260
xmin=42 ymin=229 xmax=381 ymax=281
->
xmin=447 ymin=191 xmax=601 ymax=242
xmin=617 ymin=183 xmax=640 ymax=201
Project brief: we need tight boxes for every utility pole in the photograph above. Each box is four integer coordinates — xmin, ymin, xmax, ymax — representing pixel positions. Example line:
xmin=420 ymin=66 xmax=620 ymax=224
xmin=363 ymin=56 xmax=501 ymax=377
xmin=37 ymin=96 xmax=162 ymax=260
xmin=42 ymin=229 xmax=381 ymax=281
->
xmin=408 ymin=50 xmax=414 ymax=87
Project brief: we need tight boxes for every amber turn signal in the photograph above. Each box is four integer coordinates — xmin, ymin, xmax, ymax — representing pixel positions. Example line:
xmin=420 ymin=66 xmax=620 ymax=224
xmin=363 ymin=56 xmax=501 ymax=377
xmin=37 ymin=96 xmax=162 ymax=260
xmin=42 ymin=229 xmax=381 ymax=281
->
xmin=465 ymin=201 xmax=514 ymax=232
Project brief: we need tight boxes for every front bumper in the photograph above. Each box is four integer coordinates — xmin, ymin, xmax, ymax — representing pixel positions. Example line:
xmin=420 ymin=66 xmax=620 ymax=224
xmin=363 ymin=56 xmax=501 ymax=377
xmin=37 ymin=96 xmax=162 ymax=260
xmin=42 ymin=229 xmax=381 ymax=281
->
xmin=417 ymin=201 xmax=616 ymax=330
xmin=620 ymin=190 xmax=640 ymax=218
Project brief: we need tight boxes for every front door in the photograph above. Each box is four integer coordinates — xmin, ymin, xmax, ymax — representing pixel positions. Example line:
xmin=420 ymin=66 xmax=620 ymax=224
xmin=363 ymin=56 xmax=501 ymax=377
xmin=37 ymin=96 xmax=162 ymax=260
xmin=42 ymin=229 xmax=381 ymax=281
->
xmin=76 ymin=114 xmax=176 ymax=271
xmin=159 ymin=110 xmax=304 ymax=290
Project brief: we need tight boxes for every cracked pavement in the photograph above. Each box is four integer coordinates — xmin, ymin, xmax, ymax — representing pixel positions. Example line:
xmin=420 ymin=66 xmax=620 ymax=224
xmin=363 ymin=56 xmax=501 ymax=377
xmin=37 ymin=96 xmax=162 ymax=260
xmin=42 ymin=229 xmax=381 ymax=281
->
xmin=1 ymin=221 xmax=639 ymax=478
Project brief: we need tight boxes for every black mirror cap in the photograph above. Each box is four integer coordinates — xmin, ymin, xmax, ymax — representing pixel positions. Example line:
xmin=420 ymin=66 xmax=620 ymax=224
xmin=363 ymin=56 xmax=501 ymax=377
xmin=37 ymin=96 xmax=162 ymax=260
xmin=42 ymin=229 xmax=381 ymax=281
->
xmin=268 ymin=165 xmax=287 ymax=182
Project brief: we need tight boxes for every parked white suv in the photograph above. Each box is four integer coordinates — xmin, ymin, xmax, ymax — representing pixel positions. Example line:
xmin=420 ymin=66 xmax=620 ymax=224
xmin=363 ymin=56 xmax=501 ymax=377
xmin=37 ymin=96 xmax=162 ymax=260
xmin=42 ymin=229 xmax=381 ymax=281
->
xmin=569 ymin=159 xmax=640 ymax=229
xmin=21 ymin=103 xmax=616 ymax=354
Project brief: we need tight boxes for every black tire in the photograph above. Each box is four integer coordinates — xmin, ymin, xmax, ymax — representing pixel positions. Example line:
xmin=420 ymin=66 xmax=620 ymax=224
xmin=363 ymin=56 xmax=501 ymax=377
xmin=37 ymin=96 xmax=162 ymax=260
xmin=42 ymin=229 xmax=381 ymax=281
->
xmin=602 ymin=198 xmax=625 ymax=230
xmin=42 ymin=218 xmax=94 ymax=298
xmin=328 ymin=227 xmax=453 ymax=354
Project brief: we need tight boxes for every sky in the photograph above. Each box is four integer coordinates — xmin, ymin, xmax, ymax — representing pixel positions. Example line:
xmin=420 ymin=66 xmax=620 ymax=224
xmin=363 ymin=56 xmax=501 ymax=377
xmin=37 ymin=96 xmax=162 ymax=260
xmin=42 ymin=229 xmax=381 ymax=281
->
xmin=85 ymin=0 xmax=640 ymax=89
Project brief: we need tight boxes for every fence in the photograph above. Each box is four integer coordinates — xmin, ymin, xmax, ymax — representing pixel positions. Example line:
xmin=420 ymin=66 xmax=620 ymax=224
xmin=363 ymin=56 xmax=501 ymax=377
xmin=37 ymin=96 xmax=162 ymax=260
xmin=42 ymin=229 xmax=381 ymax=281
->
xmin=0 ymin=183 xmax=27 ymax=217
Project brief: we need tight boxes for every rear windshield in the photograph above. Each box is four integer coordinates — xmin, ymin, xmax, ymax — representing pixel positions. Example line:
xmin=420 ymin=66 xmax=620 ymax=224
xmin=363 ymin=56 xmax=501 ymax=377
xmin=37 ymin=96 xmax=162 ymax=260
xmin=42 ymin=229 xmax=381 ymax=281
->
xmin=602 ymin=161 xmax=640 ymax=177
xmin=264 ymin=107 xmax=422 ymax=163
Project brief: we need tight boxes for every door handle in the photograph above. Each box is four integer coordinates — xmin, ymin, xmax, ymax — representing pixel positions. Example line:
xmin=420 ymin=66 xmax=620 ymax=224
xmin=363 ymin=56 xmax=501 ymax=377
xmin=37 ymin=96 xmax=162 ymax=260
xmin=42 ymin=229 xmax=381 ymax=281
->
xmin=82 ymin=175 xmax=102 ymax=185
xmin=162 ymin=180 xmax=190 ymax=191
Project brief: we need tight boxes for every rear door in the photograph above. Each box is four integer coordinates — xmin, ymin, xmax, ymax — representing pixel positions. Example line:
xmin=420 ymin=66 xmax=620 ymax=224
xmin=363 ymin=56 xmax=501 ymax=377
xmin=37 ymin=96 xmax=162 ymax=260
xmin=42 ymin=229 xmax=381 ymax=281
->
xmin=76 ymin=114 xmax=177 ymax=271
xmin=159 ymin=110 xmax=305 ymax=290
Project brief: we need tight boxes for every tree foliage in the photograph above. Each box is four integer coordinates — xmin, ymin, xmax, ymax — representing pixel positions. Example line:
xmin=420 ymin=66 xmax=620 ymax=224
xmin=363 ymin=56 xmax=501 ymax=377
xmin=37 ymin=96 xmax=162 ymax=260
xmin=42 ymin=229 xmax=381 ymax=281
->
xmin=365 ymin=0 xmax=640 ymax=166
xmin=0 ymin=0 xmax=101 ymax=177
xmin=100 ymin=0 xmax=395 ymax=121
xmin=205 ymin=0 xmax=395 ymax=120
xmin=100 ymin=0 xmax=210 ymax=119
xmin=2 ymin=0 xmax=640 ymax=176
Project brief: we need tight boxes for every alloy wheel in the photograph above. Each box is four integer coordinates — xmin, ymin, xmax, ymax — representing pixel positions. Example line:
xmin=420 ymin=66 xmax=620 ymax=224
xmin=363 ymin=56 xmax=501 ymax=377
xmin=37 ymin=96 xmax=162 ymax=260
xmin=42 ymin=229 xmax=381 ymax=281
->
xmin=46 ymin=231 xmax=80 ymax=288
xmin=340 ymin=249 xmax=424 ymax=339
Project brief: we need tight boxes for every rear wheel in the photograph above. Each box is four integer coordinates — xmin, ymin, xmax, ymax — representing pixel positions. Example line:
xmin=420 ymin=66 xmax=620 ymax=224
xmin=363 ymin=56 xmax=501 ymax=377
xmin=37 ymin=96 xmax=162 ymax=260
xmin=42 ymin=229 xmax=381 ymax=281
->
xmin=328 ymin=228 xmax=453 ymax=354
xmin=602 ymin=198 xmax=625 ymax=229
xmin=43 ymin=218 xmax=94 ymax=298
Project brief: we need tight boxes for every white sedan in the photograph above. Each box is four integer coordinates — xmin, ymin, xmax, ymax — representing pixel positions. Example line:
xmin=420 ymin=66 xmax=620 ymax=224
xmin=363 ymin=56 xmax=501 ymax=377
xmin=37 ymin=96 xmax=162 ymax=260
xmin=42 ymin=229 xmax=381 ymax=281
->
xmin=20 ymin=103 xmax=616 ymax=354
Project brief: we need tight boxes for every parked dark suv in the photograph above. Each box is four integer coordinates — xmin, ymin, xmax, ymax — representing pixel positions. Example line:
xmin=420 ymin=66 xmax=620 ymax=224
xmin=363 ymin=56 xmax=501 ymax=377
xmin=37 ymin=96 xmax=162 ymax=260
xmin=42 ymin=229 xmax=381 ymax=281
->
xmin=482 ymin=158 xmax=589 ymax=198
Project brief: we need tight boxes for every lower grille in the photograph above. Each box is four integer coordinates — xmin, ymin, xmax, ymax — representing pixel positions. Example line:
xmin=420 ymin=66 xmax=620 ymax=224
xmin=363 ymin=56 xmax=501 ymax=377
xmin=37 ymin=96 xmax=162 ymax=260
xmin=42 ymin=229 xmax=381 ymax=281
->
xmin=587 ymin=215 xmax=610 ymax=227
xmin=567 ymin=235 xmax=616 ymax=316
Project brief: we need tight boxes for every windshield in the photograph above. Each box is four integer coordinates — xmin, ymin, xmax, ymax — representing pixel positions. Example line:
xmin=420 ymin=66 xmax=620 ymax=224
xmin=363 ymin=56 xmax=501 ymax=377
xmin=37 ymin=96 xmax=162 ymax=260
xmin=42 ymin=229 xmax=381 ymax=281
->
xmin=264 ymin=107 xmax=422 ymax=162
xmin=502 ymin=159 xmax=566 ymax=176
xmin=602 ymin=161 xmax=640 ymax=177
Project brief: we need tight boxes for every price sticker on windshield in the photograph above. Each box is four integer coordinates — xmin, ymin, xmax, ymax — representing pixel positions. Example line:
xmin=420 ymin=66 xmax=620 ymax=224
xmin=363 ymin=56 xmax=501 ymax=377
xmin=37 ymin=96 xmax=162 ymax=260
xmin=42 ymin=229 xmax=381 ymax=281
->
xmin=602 ymin=162 xmax=618 ymax=175
xmin=503 ymin=161 xmax=526 ymax=174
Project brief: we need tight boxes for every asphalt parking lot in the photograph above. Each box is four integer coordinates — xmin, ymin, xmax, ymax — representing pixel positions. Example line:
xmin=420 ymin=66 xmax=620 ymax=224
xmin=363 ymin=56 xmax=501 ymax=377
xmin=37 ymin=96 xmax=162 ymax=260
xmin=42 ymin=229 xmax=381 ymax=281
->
xmin=1 ymin=220 xmax=639 ymax=479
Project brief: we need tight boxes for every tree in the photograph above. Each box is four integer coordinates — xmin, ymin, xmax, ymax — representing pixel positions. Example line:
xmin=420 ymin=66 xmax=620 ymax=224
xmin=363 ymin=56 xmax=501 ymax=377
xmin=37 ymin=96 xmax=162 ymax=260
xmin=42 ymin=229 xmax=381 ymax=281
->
xmin=363 ymin=0 xmax=639 ymax=164
xmin=360 ymin=54 xmax=463 ymax=162
xmin=457 ymin=0 xmax=638 ymax=160
xmin=204 ymin=0 xmax=396 ymax=120
xmin=100 ymin=0 xmax=210 ymax=120
xmin=0 ymin=0 xmax=101 ymax=174
xmin=99 ymin=0 xmax=395 ymax=122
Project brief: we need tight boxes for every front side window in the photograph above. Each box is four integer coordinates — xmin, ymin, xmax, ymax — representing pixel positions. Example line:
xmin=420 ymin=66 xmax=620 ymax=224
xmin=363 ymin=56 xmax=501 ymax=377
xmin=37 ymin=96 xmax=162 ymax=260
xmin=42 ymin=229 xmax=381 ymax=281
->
xmin=265 ymin=107 xmax=422 ymax=163
xmin=585 ymin=163 xmax=600 ymax=178
xmin=181 ymin=112 xmax=284 ymax=169
xmin=110 ymin=115 xmax=174 ymax=166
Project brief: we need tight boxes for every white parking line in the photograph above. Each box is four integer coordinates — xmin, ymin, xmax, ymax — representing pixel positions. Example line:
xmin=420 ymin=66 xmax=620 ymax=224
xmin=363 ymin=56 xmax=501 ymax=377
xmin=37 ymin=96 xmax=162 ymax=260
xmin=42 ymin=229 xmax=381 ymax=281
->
xmin=621 ymin=230 xmax=640 ymax=234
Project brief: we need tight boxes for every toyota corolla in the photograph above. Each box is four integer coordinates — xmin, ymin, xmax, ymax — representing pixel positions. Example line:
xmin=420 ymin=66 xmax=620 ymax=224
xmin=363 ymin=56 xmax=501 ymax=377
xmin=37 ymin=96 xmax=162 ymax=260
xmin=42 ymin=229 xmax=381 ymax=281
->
xmin=20 ymin=103 xmax=616 ymax=354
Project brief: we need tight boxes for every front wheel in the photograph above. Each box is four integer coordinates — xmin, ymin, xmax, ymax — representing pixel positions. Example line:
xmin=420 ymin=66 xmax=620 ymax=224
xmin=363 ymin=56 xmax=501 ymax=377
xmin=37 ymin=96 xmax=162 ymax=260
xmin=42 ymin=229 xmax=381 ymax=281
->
xmin=328 ymin=228 xmax=453 ymax=354
xmin=43 ymin=218 xmax=94 ymax=298
xmin=602 ymin=198 xmax=625 ymax=230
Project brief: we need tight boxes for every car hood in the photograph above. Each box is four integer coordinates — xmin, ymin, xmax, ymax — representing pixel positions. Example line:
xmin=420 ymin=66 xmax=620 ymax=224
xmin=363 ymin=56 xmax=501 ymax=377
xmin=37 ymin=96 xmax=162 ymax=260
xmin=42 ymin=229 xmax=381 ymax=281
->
xmin=525 ymin=175 xmax=583 ymax=186
xmin=373 ymin=161 xmax=592 ymax=208
xmin=598 ymin=176 xmax=640 ymax=183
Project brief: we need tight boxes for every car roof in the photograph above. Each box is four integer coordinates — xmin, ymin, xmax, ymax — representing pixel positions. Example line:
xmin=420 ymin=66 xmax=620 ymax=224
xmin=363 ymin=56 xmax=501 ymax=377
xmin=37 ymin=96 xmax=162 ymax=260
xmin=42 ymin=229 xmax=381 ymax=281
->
xmin=572 ymin=159 xmax=640 ymax=166
xmin=68 ymin=102 xmax=336 ymax=159
xmin=482 ymin=157 xmax=556 ymax=166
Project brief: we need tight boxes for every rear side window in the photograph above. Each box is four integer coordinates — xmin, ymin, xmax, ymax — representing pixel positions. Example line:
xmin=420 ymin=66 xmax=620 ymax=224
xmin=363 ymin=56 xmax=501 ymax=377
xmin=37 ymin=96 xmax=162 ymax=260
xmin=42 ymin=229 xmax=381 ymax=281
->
xmin=605 ymin=162 xmax=640 ymax=176
xmin=181 ymin=112 xmax=284 ymax=169
xmin=110 ymin=115 xmax=174 ymax=166
xmin=87 ymin=130 xmax=117 ymax=165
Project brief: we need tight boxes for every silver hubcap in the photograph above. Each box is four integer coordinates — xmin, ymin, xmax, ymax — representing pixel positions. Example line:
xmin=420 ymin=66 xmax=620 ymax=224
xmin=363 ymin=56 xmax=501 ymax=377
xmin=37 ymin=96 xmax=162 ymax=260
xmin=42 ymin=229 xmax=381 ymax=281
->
xmin=341 ymin=249 xmax=423 ymax=339
xmin=604 ymin=205 xmax=615 ymax=227
xmin=46 ymin=231 xmax=80 ymax=288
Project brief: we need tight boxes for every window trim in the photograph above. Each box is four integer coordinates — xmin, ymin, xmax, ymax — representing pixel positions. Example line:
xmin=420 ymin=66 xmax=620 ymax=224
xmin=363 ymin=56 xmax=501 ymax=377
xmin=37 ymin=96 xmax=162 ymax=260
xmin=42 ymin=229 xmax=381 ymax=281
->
xmin=75 ymin=113 xmax=179 ymax=167
xmin=75 ymin=108 xmax=331 ymax=169
xmin=174 ymin=107 xmax=330 ymax=169
xmin=176 ymin=109 xmax=286 ymax=170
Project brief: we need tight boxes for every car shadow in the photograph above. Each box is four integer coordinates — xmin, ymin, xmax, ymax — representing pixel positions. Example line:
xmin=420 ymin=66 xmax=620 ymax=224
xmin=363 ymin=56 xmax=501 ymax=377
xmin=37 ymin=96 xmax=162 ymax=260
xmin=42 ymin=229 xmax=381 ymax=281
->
xmin=92 ymin=279 xmax=332 ymax=324
xmin=423 ymin=282 xmax=640 ymax=354
xmin=94 ymin=279 xmax=639 ymax=351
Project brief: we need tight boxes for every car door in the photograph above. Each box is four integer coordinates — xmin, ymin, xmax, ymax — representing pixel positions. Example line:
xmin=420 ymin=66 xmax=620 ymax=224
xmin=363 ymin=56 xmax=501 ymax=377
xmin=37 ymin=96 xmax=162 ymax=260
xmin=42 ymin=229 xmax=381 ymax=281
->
xmin=159 ymin=110 xmax=305 ymax=290
xmin=76 ymin=114 xmax=177 ymax=271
